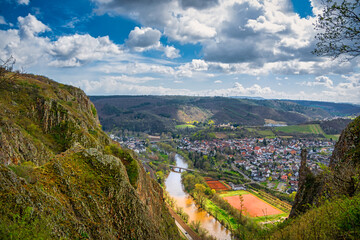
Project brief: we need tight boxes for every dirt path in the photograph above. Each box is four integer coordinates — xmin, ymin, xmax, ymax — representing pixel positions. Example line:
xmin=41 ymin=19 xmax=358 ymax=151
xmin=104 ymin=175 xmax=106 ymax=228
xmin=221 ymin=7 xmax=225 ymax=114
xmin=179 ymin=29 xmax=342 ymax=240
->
xmin=167 ymin=205 xmax=202 ymax=240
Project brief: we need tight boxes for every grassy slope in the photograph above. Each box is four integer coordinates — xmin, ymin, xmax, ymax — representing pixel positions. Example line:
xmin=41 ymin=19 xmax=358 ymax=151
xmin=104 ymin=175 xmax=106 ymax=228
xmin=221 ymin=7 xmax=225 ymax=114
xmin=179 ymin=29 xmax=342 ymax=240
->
xmin=175 ymin=124 xmax=196 ymax=129
xmin=271 ymin=194 xmax=360 ymax=239
xmin=275 ymin=124 xmax=339 ymax=140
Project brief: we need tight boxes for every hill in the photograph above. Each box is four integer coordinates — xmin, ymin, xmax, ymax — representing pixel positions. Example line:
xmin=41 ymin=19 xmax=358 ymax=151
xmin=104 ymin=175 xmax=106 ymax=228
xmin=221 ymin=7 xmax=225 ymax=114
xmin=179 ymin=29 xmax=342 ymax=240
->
xmin=0 ymin=72 xmax=179 ymax=239
xmin=90 ymin=96 xmax=360 ymax=134
xmin=288 ymin=100 xmax=360 ymax=117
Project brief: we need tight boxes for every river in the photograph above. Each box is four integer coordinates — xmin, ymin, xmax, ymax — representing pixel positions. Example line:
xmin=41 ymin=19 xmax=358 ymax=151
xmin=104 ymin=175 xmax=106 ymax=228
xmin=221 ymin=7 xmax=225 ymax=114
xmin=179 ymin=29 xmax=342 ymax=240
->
xmin=165 ymin=154 xmax=232 ymax=240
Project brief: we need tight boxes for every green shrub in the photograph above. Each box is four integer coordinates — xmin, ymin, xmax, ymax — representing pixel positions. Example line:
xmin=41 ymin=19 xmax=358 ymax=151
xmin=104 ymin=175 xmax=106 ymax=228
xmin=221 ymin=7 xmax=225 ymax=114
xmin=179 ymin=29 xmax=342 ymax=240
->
xmin=0 ymin=207 xmax=51 ymax=240
xmin=8 ymin=162 xmax=37 ymax=184
xmin=106 ymin=144 xmax=139 ymax=188
xmin=51 ymin=121 xmax=76 ymax=152
xmin=91 ymin=104 xmax=97 ymax=118
xmin=271 ymin=194 xmax=360 ymax=239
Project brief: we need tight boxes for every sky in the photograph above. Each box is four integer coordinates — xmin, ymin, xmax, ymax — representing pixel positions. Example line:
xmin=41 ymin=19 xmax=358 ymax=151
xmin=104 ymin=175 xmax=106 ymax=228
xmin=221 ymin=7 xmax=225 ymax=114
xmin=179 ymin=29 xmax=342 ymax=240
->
xmin=0 ymin=0 xmax=359 ymax=103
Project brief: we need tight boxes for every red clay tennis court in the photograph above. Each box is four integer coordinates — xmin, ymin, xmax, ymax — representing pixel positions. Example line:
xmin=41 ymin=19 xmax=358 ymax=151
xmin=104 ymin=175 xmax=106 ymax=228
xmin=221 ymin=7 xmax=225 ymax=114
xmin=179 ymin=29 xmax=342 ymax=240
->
xmin=223 ymin=194 xmax=282 ymax=217
xmin=206 ymin=180 xmax=230 ymax=191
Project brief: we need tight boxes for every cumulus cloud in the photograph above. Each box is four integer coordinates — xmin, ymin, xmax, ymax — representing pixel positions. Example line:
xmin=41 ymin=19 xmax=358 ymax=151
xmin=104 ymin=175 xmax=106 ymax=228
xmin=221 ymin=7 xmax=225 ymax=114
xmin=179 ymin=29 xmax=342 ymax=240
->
xmin=92 ymin=0 xmax=341 ymax=75
xmin=49 ymin=34 xmax=121 ymax=67
xmin=0 ymin=14 xmax=122 ymax=68
xmin=125 ymin=26 xmax=180 ymax=58
xmin=164 ymin=16 xmax=217 ymax=43
xmin=314 ymin=76 xmax=333 ymax=88
xmin=176 ymin=59 xmax=209 ymax=77
xmin=0 ymin=14 xmax=51 ymax=66
xmin=18 ymin=14 xmax=50 ymax=38
xmin=126 ymin=26 xmax=161 ymax=51
xmin=163 ymin=45 xmax=180 ymax=58
xmin=301 ymin=76 xmax=333 ymax=88
xmin=93 ymin=0 xmax=218 ymax=43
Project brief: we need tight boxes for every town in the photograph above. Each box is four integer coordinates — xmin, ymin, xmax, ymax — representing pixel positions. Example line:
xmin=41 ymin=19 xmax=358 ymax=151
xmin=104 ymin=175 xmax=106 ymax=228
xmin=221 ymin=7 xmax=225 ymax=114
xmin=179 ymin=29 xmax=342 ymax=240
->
xmin=111 ymin=134 xmax=335 ymax=195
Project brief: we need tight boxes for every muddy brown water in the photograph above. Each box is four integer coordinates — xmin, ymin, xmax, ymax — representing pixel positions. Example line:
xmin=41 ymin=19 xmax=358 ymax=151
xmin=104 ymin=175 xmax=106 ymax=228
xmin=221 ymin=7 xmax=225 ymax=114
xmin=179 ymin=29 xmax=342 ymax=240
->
xmin=165 ymin=155 xmax=232 ymax=240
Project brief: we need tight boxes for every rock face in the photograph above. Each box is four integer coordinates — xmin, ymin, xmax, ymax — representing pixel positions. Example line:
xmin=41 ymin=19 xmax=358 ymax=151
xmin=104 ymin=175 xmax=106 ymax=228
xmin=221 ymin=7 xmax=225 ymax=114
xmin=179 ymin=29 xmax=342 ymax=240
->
xmin=290 ymin=116 xmax=360 ymax=218
xmin=0 ymin=73 xmax=179 ymax=239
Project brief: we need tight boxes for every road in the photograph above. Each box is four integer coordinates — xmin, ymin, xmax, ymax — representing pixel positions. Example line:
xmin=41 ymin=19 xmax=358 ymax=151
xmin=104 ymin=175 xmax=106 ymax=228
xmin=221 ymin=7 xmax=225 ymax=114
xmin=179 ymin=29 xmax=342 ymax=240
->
xmin=231 ymin=163 xmax=253 ymax=183
xmin=167 ymin=205 xmax=202 ymax=240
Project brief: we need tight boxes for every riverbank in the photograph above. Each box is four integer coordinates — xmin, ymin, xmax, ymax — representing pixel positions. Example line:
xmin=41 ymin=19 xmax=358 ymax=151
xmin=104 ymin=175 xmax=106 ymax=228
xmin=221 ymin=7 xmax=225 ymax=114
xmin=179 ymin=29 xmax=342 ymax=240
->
xmin=165 ymin=154 xmax=232 ymax=240
xmin=167 ymin=204 xmax=202 ymax=240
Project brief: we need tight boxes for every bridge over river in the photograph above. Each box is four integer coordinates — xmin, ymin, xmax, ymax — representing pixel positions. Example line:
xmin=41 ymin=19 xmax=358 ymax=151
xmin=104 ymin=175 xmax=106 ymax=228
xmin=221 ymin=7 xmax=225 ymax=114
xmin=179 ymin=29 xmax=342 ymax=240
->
xmin=168 ymin=165 xmax=198 ymax=173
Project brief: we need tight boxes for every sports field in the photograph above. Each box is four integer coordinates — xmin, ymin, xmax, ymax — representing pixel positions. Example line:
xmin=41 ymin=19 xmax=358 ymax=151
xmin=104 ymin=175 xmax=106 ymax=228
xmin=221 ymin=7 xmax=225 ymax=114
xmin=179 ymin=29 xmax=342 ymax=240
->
xmin=206 ymin=180 xmax=230 ymax=191
xmin=223 ymin=193 xmax=283 ymax=217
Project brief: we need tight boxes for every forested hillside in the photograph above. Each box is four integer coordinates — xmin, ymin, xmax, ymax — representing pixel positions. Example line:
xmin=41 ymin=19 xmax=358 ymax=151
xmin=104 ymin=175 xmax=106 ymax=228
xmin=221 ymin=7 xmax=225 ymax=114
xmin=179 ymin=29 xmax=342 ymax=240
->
xmin=90 ymin=96 xmax=359 ymax=134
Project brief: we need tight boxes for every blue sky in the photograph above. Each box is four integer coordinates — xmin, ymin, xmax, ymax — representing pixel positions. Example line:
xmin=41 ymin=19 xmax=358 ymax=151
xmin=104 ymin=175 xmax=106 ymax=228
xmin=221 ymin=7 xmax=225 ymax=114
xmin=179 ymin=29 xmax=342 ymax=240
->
xmin=0 ymin=0 xmax=359 ymax=103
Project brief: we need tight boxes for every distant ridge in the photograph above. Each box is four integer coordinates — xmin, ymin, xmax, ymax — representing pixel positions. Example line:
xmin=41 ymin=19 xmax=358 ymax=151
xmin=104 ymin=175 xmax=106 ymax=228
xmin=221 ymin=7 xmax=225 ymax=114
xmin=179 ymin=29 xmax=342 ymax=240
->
xmin=229 ymin=96 xmax=265 ymax=100
xmin=90 ymin=95 xmax=360 ymax=134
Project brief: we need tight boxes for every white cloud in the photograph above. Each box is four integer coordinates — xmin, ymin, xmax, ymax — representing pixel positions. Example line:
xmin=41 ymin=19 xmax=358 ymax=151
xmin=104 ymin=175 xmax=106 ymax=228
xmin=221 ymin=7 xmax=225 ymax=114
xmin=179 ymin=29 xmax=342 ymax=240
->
xmin=49 ymin=34 xmax=121 ymax=67
xmin=78 ymin=78 xmax=276 ymax=98
xmin=91 ymin=0 xmax=359 ymax=77
xmin=0 ymin=16 xmax=7 ymax=25
xmin=126 ymin=26 xmax=162 ymax=51
xmin=17 ymin=0 xmax=30 ymax=5
xmin=163 ymin=45 xmax=180 ymax=59
xmin=301 ymin=76 xmax=333 ymax=88
xmin=164 ymin=16 xmax=217 ymax=43
xmin=314 ymin=76 xmax=333 ymax=88
xmin=18 ymin=14 xmax=50 ymax=38
xmin=0 ymin=15 xmax=51 ymax=67
xmin=77 ymin=78 xmax=194 ymax=95
xmin=101 ymin=75 xmax=157 ymax=83
xmin=97 ymin=61 xmax=176 ymax=75
xmin=0 ymin=14 xmax=123 ymax=68
xmin=176 ymin=59 xmax=209 ymax=77
xmin=214 ymin=80 xmax=222 ymax=84
xmin=125 ymin=26 xmax=180 ymax=58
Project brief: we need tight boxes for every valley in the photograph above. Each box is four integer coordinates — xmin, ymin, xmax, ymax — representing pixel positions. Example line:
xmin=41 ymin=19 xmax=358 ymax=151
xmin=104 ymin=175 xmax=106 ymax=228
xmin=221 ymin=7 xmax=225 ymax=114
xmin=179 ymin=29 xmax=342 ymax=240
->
xmin=101 ymin=97 xmax=358 ymax=239
xmin=0 ymin=71 xmax=359 ymax=240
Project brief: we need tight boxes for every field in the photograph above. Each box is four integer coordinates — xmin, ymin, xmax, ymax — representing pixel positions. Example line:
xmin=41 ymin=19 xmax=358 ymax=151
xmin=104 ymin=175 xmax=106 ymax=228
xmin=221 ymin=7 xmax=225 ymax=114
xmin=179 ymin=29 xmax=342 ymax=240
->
xmin=175 ymin=124 xmax=196 ymax=129
xmin=206 ymin=180 xmax=230 ymax=191
xmin=223 ymin=193 xmax=283 ymax=217
xmin=276 ymin=124 xmax=323 ymax=134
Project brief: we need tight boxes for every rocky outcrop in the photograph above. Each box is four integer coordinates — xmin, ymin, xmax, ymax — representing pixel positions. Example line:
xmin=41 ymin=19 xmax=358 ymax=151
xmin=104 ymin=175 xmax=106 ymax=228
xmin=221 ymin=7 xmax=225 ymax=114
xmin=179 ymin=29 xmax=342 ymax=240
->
xmin=289 ymin=149 xmax=325 ymax=218
xmin=0 ymin=73 xmax=179 ymax=239
xmin=289 ymin=116 xmax=360 ymax=218
xmin=0 ymin=74 xmax=108 ymax=165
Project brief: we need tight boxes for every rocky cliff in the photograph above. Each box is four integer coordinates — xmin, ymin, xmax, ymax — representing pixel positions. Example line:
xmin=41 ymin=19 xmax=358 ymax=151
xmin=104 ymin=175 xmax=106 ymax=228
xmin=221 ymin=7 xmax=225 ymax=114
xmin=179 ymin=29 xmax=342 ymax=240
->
xmin=0 ymin=72 xmax=179 ymax=239
xmin=290 ymin=115 xmax=360 ymax=218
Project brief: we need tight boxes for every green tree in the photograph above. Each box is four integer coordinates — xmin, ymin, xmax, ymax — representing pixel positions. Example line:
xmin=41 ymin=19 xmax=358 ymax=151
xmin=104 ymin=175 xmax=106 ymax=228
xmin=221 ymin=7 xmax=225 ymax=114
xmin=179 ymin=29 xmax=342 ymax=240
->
xmin=195 ymin=183 xmax=207 ymax=207
xmin=156 ymin=170 xmax=164 ymax=184
xmin=289 ymin=191 xmax=297 ymax=201
xmin=239 ymin=195 xmax=245 ymax=223
xmin=313 ymin=0 xmax=360 ymax=59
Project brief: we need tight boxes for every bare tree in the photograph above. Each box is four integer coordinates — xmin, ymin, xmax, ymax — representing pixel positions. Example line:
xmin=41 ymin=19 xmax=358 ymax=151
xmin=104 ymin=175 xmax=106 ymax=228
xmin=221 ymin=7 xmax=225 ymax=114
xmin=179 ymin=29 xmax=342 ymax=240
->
xmin=0 ymin=56 xmax=17 ymax=85
xmin=313 ymin=0 xmax=360 ymax=60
